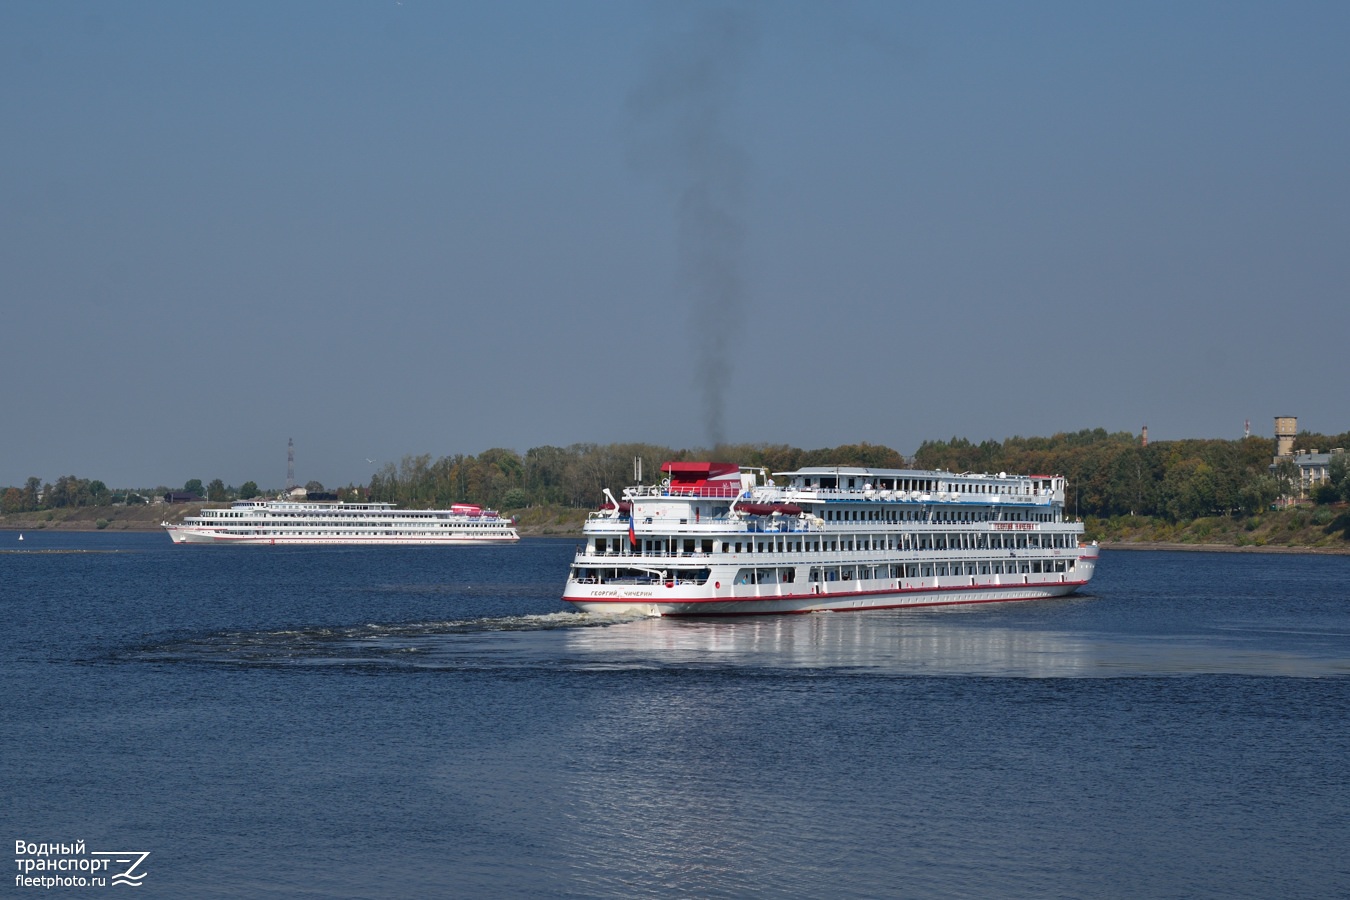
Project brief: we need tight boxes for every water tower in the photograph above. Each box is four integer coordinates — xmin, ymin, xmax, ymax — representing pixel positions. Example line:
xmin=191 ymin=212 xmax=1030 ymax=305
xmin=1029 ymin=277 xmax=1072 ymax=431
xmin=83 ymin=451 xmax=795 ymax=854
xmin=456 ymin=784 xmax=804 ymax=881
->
xmin=1274 ymin=416 xmax=1297 ymax=458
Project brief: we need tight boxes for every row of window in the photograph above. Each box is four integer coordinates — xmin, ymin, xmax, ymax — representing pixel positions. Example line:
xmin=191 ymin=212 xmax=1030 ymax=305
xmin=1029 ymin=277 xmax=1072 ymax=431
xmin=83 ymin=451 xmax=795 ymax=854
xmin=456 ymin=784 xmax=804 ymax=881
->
xmin=593 ymin=530 xmax=1079 ymax=556
xmin=205 ymin=511 xmax=496 ymax=521
xmin=738 ymin=559 xmax=1075 ymax=584
xmin=796 ymin=477 xmax=1044 ymax=495
xmin=201 ymin=527 xmax=515 ymax=535
xmin=809 ymin=559 xmax=1074 ymax=580
xmin=571 ymin=557 xmax=1077 ymax=588
xmin=204 ymin=521 xmax=508 ymax=529
xmin=822 ymin=507 xmax=1056 ymax=523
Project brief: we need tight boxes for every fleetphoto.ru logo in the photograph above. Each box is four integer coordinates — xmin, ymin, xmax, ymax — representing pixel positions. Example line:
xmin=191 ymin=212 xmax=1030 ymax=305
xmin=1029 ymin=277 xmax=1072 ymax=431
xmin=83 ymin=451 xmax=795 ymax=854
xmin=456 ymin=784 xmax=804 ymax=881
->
xmin=15 ymin=840 xmax=150 ymax=889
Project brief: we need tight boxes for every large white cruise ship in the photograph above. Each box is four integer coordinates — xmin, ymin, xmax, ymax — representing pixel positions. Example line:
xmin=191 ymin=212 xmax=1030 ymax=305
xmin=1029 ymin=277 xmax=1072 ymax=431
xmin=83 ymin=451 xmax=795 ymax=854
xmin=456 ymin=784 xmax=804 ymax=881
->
xmin=164 ymin=499 xmax=519 ymax=545
xmin=563 ymin=461 xmax=1098 ymax=616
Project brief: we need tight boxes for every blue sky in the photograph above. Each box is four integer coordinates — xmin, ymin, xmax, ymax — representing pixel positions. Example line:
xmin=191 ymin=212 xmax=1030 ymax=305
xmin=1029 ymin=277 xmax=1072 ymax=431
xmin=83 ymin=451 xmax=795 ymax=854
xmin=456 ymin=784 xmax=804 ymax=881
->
xmin=3 ymin=1 xmax=1347 ymax=490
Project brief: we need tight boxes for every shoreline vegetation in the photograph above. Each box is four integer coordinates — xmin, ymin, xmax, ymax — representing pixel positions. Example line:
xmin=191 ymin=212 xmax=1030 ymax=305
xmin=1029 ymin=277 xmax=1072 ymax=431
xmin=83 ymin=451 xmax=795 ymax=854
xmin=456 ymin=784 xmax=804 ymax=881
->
xmin=4 ymin=430 xmax=1348 ymax=552
xmin=2 ymin=501 xmax=1347 ymax=555
xmin=0 ymin=502 xmax=592 ymax=539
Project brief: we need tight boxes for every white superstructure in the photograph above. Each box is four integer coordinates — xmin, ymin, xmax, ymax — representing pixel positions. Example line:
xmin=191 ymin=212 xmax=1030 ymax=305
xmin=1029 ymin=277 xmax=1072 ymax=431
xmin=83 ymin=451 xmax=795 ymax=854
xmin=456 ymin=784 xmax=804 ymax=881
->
xmin=164 ymin=499 xmax=519 ymax=545
xmin=563 ymin=461 xmax=1098 ymax=616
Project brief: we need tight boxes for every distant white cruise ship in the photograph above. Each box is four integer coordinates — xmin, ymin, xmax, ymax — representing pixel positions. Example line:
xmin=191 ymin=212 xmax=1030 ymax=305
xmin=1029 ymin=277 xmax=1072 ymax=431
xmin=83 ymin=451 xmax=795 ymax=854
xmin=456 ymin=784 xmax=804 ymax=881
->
xmin=164 ymin=498 xmax=519 ymax=545
xmin=563 ymin=461 xmax=1098 ymax=616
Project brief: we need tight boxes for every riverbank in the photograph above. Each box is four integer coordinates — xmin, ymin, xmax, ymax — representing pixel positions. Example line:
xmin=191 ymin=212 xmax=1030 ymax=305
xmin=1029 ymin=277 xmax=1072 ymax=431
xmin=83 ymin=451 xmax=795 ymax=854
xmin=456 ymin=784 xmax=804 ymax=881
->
xmin=1090 ymin=506 xmax=1350 ymax=555
xmin=1100 ymin=541 xmax=1350 ymax=556
xmin=5 ymin=504 xmax=1348 ymax=553
xmin=0 ymin=503 xmax=591 ymax=537
xmin=0 ymin=504 xmax=194 ymax=533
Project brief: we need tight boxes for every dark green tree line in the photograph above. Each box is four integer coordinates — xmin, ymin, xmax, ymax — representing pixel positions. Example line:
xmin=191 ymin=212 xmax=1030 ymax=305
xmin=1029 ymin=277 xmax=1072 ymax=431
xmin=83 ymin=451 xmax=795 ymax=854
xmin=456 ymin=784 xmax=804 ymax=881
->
xmin=6 ymin=428 xmax=1346 ymax=521
xmin=914 ymin=430 xmax=1321 ymax=520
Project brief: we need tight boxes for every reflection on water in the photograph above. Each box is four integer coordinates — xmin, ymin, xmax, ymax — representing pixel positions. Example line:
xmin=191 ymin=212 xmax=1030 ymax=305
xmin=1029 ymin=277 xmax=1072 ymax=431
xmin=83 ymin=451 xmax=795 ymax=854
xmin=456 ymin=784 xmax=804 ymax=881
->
xmin=126 ymin=603 xmax=1350 ymax=678
xmin=566 ymin=612 xmax=1101 ymax=675
xmin=565 ymin=613 xmax=1350 ymax=677
xmin=124 ymin=612 xmax=620 ymax=668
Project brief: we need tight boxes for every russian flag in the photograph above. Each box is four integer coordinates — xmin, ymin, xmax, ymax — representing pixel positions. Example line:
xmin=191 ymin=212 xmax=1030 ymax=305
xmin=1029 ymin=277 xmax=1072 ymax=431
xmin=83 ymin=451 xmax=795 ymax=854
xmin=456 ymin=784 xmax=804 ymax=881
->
xmin=628 ymin=512 xmax=638 ymax=547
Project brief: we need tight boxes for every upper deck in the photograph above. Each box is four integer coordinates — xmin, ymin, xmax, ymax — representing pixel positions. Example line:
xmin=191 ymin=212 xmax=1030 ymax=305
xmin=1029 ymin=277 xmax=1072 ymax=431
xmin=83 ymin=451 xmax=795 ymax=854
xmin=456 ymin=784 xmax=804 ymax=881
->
xmin=196 ymin=500 xmax=504 ymax=520
xmin=615 ymin=465 xmax=1063 ymax=507
xmin=586 ymin=463 xmax=1071 ymax=540
xmin=775 ymin=466 xmax=1062 ymax=504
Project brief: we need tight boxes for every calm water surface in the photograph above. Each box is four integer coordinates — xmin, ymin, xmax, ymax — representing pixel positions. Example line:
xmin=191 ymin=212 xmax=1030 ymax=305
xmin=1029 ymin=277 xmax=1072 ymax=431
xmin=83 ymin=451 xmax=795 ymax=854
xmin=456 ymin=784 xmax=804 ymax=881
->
xmin=3 ymin=532 xmax=1348 ymax=898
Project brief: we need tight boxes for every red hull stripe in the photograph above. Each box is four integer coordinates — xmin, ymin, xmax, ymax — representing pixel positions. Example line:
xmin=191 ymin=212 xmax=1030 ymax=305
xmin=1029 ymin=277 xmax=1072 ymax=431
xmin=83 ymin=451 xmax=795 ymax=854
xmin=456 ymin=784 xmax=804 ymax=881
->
xmin=565 ymin=578 xmax=1091 ymax=606
xmin=664 ymin=593 xmax=1068 ymax=617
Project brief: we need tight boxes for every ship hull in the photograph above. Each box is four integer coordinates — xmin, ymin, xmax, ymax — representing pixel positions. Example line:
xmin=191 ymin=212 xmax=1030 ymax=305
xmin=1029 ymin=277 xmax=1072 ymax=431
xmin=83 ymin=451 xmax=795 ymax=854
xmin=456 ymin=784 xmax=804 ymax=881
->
xmin=165 ymin=527 xmax=518 ymax=546
xmin=564 ymin=572 xmax=1093 ymax=617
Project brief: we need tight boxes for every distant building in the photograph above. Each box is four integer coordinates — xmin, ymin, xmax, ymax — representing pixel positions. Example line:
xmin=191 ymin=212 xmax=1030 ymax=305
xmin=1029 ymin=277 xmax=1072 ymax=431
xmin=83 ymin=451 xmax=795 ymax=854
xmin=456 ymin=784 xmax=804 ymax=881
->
xmin=1269 ymin=415 xmax=1344 ymax=502
xmin=164 ymin=492 xmax=204 ymax=504
xmin=1279 ymin=449 xmax=1343 ymax=500
xmin=1274 ymin=416 xmax=1298 ymax=458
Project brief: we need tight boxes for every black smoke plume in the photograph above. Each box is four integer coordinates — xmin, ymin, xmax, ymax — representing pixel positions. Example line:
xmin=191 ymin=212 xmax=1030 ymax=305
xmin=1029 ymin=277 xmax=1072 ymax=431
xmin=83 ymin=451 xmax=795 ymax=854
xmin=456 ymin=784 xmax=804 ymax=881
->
xmin=626 ymin=7 xmax=758 ymax=449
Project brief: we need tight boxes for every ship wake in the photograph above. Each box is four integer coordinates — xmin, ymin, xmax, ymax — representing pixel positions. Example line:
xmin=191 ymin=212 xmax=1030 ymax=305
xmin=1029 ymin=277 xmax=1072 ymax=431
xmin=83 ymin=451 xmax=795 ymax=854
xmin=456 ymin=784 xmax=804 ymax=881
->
xmin=115 ymin=610 xmax=652 ymax=670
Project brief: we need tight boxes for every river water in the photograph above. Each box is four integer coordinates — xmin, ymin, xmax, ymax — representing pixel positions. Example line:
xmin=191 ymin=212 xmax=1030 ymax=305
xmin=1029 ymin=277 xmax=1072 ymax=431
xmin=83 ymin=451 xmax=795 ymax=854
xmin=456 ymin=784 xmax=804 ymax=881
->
xmin=3 ymin=532 xmax=1348 ymax=897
